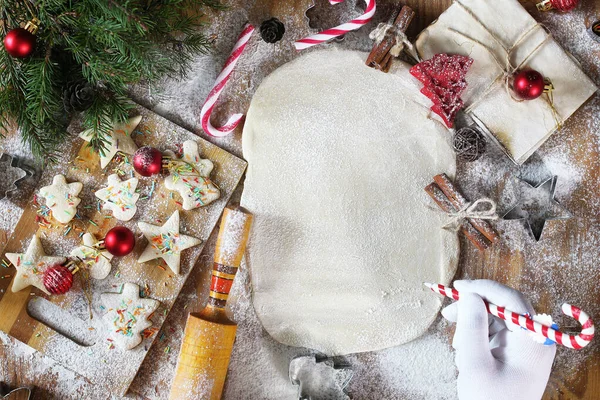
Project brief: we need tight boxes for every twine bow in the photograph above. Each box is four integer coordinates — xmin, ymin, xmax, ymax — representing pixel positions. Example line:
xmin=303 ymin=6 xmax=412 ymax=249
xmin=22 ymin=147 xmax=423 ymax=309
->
xmin=369 ymin=22 xmax=413 ymax=57
xmin=443 ymin=198 xmax=498 ymax=231
xmin=450 ymin=1 xmax=563 ymax=129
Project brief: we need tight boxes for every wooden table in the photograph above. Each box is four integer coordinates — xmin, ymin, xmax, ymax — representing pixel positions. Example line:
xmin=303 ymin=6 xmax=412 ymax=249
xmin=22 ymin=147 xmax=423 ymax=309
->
xmin=1 ymin=0 xmax=600 ymax=399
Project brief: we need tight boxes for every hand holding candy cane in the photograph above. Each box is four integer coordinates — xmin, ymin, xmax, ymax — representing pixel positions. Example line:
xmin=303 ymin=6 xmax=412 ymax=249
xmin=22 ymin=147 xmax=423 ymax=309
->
xmin=426 ymin=281 xmax=594 ymax=349
xmin=433 ymin=280 xmax=561 ymax=400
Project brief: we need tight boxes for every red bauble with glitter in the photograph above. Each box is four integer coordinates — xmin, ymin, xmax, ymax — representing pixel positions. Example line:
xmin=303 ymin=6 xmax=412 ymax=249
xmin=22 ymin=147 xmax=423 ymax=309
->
xmin=537 ymin=0 xmax=578 ymax=12
xmin=104 ymin=226 xmax=136 ymax=256
xmin=512 ymin=70 xmax=545 ymax=100
xmin=133 ymin=146 xmax=163 ymax=177
xmin=43 ymin=264 xmax=73 ymax=295
xmin=3 ymin=27 xmax=36 ymax=58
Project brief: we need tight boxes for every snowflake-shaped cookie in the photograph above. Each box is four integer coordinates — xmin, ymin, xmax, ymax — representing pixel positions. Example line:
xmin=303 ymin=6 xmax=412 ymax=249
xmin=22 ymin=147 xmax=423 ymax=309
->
xmin=101 ymin=282 xmax=160 ymax=350
xmin=95 ymin=174 xmax=140 ymax=221
xmin=137 ymin=210 xmax=202 ymax=274
xmin=164 ymin=140 xmax=220 ymax=210
xmin=6 ymin=235 xmax=66 ymax=294
xmin=39 ymin=175 xmax=83 ymax=224
xmin=79 ymin=115 xmax=141 ymax=169
xmin=70 ymin=233 xmax=113 ymax=279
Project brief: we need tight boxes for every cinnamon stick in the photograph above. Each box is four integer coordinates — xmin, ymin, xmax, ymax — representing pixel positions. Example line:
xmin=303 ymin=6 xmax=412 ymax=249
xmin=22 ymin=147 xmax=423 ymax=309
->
xmin=366 ymin=5 xmax=415 ymax=73
xmin=432 ymin=174 xmax=499 ymax=243
xmin=425 ymin=183 xmax=490 ymax=251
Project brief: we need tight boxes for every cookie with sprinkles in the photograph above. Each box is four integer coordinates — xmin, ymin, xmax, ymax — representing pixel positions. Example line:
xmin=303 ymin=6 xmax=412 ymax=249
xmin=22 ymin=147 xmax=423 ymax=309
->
xmin=79 ymin=115 xmax=141 ymax=169
xmin=39 ymin=175 xmax=83 ymax=225
xmin=164 ymin=140 xmax=220 ymax=210
xmin=137 ymin=210 xmax=202 ymax=274
xmin=95 ymin=174 xmax=140 ymax=221
xmin=101 ymin=282 xmax=160 ymax=350
xmin=6 ymin=235 xmax=67 ymax=294
xmin=70 ymin=233 xmax=114 ymax=279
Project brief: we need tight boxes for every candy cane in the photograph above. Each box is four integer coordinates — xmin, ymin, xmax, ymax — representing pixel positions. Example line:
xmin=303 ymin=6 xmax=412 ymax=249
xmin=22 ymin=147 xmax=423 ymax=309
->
xmin=200 ymin=24 xmax=254 ymax=137
xmin=294 ymin=0 xmax=376 ymax=51
xmin=425 ymin=283 xmax=595 ymax=349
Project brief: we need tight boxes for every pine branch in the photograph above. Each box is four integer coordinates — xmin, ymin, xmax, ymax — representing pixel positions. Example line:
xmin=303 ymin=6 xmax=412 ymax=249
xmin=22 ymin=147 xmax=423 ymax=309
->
xmin=0 ymin=0 xmax=222 ymax=160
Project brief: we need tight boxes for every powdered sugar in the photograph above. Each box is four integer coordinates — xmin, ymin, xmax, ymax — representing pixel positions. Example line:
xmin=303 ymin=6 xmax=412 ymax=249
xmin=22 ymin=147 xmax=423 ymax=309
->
xmin=1 ymin=3 xmax=600 ymax=400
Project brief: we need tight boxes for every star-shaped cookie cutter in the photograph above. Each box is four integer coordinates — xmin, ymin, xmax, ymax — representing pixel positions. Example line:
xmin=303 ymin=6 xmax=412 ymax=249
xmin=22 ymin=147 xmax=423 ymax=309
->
xmin=503 ymin=175 xmax=572 ymax=241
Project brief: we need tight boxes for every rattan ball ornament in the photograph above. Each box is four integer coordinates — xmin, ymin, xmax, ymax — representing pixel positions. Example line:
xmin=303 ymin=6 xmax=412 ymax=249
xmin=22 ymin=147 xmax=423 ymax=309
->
xmin=453 ymin=127 xmax=486 ymax=162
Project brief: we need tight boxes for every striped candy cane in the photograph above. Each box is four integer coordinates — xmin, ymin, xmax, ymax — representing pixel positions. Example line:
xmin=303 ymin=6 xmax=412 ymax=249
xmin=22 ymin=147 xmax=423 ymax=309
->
xmin=294 ymin=0 xmax=376 ymax=51
xmin=425 ymin=283 xmax=595 ymax=349
xmin=200 ymin=24 xmax=255 ymax=137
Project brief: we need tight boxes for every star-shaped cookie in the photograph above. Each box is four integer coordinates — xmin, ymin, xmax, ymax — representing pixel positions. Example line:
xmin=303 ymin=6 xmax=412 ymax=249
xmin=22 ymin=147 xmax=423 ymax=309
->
xmin=79 ymin=115 xmax=141 ymax=169
xmin=95 ymin=174 xmax=140 ymax=221
xmin=39 ymin=175 xmax=83 ymax=225
xmin=6 ymin=235 xmax=66 ymax=295
xmin=101 ymin=282 xmax=160 ymax=350
xmin=137 ymin=210 xmax=202 ymax=274
xmin=70 ymin=233 xmax=113 ymax=279
xmin=164 ymin=140 xmax=220 ymax=210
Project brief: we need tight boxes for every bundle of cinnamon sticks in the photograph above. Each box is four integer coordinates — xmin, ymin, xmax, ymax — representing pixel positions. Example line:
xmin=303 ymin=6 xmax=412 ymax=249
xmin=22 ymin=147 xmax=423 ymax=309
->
xmin=366 ymin=5 xmax=415 ymax=72
xmin=425 ymin=174 xmax=499 ymax=251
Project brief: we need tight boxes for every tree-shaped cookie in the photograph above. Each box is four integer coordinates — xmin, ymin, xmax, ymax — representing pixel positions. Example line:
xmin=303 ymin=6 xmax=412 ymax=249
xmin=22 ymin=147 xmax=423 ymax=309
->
xmin=101 ymin=282 xmax=160 ymax=350
xmin=410 ymin=54 xmax=473 ymax=128
xmin=137 ymin=210 xmax=202 ymax=274
xmin=6 ymin=235 xmax=66 ymax=294
xmin=70 ymin=233 xmax=113 ymax=279
xmin=95 ymin=174 xmax=140 ymax=221
xmin=164 ymin=140 xmax=220 ymax=210
xmin=79 ymin=115 xmax=141 ymax=169
xmin=39 ymin=175 xmax=83 ymax=224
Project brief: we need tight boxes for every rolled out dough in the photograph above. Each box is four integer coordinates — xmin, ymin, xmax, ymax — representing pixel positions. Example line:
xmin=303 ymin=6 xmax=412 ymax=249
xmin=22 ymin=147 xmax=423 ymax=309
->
xmin=241 ymin=49 xmax=459 ymax=356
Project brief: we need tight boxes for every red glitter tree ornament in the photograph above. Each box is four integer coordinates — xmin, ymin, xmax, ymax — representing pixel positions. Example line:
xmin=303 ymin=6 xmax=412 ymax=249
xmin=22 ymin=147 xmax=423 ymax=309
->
xmin=3 ymin=18 xmax=40 ymax=58
xmin=43 ymin=264 xmax=74 ymax=295
xmin=536 ymin=0 xmax=578 ymax=12
xmin=133 ymin=146 xmax=163 ymax=177
xmin=409 ymin=54 xmax=473 ymax=128
xmin=104 ymin=226 xmax=136 ymax=257
xmin=512 ymin=70 xmax=546 ymax=100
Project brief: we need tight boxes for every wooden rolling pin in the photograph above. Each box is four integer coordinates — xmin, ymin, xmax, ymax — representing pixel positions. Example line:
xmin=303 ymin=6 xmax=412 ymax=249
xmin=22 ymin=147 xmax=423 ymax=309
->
xmin=168 ymin=205 xmax=253 ymax=400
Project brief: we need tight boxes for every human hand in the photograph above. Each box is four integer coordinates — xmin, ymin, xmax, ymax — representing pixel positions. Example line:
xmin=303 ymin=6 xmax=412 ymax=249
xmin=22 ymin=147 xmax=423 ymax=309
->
xmin=442 ymin=280 xmax=556 ymax=400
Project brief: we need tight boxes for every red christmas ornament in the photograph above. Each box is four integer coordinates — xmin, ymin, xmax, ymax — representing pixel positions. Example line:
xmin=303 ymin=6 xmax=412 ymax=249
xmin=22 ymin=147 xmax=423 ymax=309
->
xmin=133 ymin=146 xmax=163 ymax=177
xmin=104 ymin=226 xmax=136 ymax=256
xmin=43 ymin=264 xmax=74 ymax=295
xmin=4 ymin=28 xmax=36 ymax=58
xmin=536 ymin=0 xmax=578 ymax=12
xmin=3 ymin=18 xmax=40 ymax=58
xmin=512 ymin=70 xmax=546 ymax=100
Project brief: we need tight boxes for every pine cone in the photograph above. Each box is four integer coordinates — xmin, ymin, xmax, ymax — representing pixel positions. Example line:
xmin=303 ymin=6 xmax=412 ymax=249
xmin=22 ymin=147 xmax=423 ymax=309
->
xmin=260 ymin=18 xmax=285 ymax=43
xmin=63 ymin=81 xmax=96 ymax=113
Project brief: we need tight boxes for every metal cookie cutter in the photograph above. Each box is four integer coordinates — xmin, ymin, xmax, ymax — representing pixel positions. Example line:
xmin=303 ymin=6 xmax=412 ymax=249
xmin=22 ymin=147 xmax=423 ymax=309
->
xmin=1 ymin=386 xmax=32 ymax=400
xmin=503 ymin=175 xmax=572 ymax=241
xmin=289 ymin=354 xmax=354 ymax=400
xmin=0 ymin=153 xmax=31 ymax=201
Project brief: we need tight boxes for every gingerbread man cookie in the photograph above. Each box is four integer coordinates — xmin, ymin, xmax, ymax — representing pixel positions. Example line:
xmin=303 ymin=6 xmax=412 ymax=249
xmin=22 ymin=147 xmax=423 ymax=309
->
xmin=164 ymin=140 xmax=220 ymax=210
xmin=39 ymin=175 xmax=83 ymax=224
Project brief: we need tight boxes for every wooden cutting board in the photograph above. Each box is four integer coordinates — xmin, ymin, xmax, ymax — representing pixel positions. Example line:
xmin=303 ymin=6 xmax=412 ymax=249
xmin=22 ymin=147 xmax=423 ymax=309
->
xmin=0 ymin=105 xmax=246 ymax=396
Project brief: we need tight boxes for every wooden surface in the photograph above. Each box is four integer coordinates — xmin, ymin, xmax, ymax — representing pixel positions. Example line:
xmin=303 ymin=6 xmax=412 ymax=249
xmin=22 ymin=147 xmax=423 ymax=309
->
xmin=1 ymin=0 xmax=600 ymax=399
xmin=0 ymin=106 xmax=246 ymax=396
